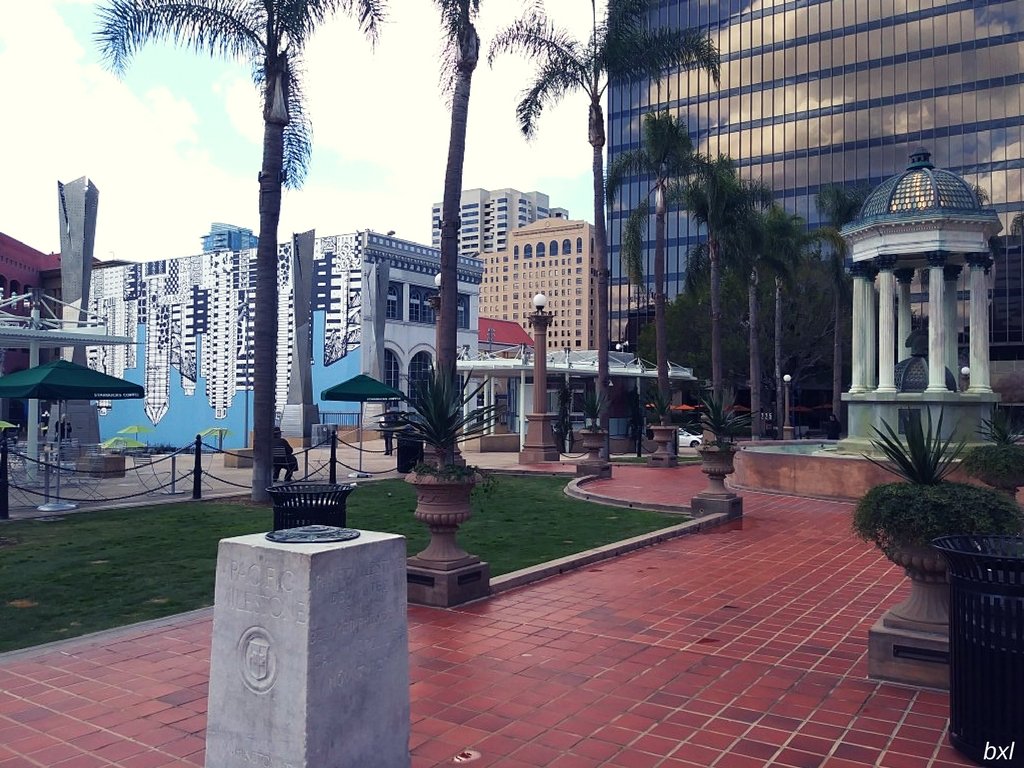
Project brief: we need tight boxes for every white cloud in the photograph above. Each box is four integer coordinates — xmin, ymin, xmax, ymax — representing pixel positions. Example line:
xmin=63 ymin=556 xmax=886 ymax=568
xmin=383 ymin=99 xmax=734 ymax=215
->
xmin=2 ymin=0 xmax=602 ymax=262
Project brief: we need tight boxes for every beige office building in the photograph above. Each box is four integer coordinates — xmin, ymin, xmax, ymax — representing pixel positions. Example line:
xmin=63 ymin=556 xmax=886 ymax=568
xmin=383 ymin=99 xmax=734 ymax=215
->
xmin=479 ymin=218 xmax=597 ymax=350
xmin=431 ymin=188 xmax=569 ymax=258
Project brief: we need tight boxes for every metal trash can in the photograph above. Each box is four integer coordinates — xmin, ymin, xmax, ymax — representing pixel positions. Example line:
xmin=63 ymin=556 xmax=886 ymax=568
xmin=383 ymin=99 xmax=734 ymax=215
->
xmin=266 ymin=482 xmax=356 ymax=530
xmin=396 ymin=434 xmax=424 ymax=473
xmin=932 ymin=535 xmax=1024 ymax=766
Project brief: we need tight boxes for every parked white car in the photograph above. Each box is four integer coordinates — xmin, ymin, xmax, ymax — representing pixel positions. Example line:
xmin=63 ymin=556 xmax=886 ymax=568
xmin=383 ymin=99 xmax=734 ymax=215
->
xmin=677 ymin=428 xmax=703 ymax=448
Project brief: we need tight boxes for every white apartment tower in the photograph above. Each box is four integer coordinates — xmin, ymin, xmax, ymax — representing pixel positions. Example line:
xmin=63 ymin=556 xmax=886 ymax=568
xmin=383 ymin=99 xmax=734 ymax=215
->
xmin=431 ymin=188 xmax=569 ymax=257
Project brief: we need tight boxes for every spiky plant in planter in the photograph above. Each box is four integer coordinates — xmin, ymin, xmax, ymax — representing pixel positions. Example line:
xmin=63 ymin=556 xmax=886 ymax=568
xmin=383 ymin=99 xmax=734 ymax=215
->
xmin=645 ymin=386 xmax=677 ymax=467
xmin=960 ymin=407 xmax=1024 ymax=497
xmin=696 ymin=391 xmax=752 ymax=494
xmin=853 ymin=410 xmax=1022 ymax=632
xmin=578 ymin=389 xmax=609 ymax=469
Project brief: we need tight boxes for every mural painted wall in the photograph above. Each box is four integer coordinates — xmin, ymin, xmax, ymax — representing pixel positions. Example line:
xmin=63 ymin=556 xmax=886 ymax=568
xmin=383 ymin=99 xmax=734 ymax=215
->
xmin=87 ymin=234 xmax=365 ymax=449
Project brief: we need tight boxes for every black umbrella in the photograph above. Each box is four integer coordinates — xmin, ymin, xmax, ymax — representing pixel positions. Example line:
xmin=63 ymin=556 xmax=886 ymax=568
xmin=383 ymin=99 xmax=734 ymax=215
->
xmin=321 ymin=374 xmax=403 ymax=475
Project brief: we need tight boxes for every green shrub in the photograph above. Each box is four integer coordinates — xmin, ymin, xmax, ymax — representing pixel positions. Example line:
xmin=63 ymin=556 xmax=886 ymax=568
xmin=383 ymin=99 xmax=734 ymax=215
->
xmin=961 ymin=444 xmax=1024 ymax=492
xmin=853 ymin=482 xmax=1022 ymax=559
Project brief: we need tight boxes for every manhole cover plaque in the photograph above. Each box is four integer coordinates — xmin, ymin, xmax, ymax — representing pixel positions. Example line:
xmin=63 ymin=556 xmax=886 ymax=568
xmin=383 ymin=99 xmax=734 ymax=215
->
xmin=265 ymin=525 xmax=361 ymax=544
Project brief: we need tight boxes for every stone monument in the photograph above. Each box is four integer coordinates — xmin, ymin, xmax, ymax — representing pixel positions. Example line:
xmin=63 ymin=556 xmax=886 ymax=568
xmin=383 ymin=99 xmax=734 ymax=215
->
xmin=280 ymin=230 xmax=319 ymax=446
xmin=205 ymin=529 xmax=410 ymax=768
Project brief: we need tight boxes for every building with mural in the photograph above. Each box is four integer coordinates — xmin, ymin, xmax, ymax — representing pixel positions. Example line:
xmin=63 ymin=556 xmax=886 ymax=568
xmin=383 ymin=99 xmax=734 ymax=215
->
xmin=86 ymin=231 xmax=482 ymax=449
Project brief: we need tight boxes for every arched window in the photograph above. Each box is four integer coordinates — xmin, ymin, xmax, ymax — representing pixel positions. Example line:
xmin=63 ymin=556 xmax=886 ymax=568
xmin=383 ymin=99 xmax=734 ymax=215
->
xmin=423 ymin=291 xmax=437 ymax=325
xmin=408 ymin=287 xmax=423 ymax=323
xmin=576 ymin=237 xmax=583 ymax=253
xmin=383 ymin=349 xmax=401 ymax=392
xmin=386 ymin=284 xmax=401 ymax=320
xmin=0 ymin=276 xmax=7 ymax=298
xmin=537 ymin=242 xmax=546 ymax=257
xmin=550 ymin=240 xmax=559 ymax=256
xmin=9 ymin=281 xmax=20 ymax=296
xmin=562 ymin=239 xmax=571 ymax=254
xmin=408 ymin=351 xmax=433 ymax=407
xmin=513 ymin=245 xmax=519 ymax=257
xmin=457 ymin=294 xmax=469 ymax=329
xmin=524 ymin=244 xmax=532 ymax=258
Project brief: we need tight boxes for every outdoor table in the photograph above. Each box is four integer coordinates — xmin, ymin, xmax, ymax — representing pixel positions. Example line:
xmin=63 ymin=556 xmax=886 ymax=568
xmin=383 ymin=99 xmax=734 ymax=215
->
xmin=266 ymin=482 xmax=356 ymax=531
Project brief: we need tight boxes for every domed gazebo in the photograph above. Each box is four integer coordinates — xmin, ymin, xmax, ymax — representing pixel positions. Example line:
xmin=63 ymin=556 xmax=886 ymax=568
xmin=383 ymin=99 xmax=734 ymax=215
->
xmin=837 ymin=148 xmax=1001 ymax=452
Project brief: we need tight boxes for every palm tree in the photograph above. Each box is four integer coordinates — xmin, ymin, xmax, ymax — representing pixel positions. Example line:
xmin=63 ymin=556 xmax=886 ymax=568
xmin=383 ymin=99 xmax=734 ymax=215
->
xmin=607 ymin=111 xmax=698 ymax=423
xmin=740 ymin=205 xmax=800 ymax=438
xmin=490 ymin=0 xmax=719 ymax=435
xmin=96 ymin=0 xmax=384 ymax=502
xmin=435 ymin=0 xmax=481 ymax=381
xmin=682 ymin=155 xmax=773 ymax=400
xmin=814 ymin=184 xmax=868 ymax=421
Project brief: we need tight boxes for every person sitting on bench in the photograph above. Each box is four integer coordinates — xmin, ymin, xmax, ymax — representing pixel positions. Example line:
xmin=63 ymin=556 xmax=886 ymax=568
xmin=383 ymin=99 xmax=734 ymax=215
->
xmin=272 ymin=427 xmax=298 ymax=481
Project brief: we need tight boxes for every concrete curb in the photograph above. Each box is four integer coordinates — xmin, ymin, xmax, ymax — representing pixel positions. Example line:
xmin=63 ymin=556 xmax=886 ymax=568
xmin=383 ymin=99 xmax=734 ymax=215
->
xmin=563 ymin=474 xmax=693 ymax=515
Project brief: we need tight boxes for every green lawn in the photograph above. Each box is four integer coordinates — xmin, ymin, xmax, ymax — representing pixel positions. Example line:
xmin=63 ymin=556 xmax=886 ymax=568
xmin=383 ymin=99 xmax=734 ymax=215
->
xmin=0 ymin=476 xmax=679 ymax=652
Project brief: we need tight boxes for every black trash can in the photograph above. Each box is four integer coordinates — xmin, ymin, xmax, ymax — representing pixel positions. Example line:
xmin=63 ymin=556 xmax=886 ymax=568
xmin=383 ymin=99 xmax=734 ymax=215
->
xmin=396 ymin=434 xmax=424 ymax=473
xmin=932 ymin=535 xmax=1024 ymax=766
xmin=266 ymin=482 xmax=356 ymax=530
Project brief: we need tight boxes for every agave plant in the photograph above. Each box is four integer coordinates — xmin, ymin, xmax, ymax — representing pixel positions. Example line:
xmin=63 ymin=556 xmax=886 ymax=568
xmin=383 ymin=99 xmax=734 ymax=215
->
xmin=976 ymin=406 xmax=1022 ymax=445
xmin=699 ymin=391 xmax=751 ymax=448
xmin=644 ymin=386 xmax=672 ymax=423
xmin=396 ymin=366 xmax=499 ymax=471
xmin=866 ymin=409 xmax=964 ymax=485
xmin=580 ymin=390 xmax=607 ymax=431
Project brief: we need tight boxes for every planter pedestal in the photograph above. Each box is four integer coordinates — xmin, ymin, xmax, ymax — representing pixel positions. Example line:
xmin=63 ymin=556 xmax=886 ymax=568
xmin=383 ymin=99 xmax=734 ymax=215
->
xmin=691 ymin=446 xmax=742 ymax=518
xmin=405 ymin=474 xmax=490 ymax=607
xmin=647 ymin=425 xmax=677 ymax=468
xmin=868 ymin=546 xmax=950 ymax=689
xmin=576 ymin=429 xmax=611 ymax=479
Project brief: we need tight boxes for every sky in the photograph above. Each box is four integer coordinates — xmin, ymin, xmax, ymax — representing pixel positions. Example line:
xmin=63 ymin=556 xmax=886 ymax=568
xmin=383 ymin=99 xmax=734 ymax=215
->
xmin=0 ymin=0 xmax=602 ymax=263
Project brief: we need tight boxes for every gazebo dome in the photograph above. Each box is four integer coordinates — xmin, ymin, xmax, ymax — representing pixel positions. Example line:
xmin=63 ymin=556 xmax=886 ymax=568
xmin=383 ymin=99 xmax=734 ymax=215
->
xmin=858 ymin=148 xmax=983 ymax=221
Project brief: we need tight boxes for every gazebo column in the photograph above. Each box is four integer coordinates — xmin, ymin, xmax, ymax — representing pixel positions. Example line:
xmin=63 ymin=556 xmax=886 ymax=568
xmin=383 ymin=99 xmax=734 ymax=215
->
xmin=966 ymin=253 xmax=993 ymax=392
xmin=926 ymin=252 xmax=948 ymax=392
xmin=876 ymin=256 xmax=898 ymax=392
xmin=944 ymin=264 xmax=962 ymax=380
xmin=849 ymin=263 xmax=868 ymax=393
xmin=895 ymin=268 xmax=915 ymax=360
xmin=865 ymin=265 xmax=878 ymax=390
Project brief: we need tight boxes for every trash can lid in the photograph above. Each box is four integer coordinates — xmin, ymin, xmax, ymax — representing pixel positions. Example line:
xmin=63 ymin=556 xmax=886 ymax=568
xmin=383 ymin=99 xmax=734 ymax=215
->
xmin=932 ymin=535 xmax=1024 ymax=578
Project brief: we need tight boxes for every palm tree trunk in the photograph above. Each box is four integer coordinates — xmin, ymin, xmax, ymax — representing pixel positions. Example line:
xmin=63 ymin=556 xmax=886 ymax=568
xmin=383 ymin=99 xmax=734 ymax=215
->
xmin=749 ymin=269 xmax=761 ymax=439
xmin=589 ymin=97 xmax=610 ymax=440
xmin=438 ymin=25 xmax=479 ymax=382
xmin=654 ymin=182 xmax=669 ymax=425
xmin=832 ymin=287 xmax=842 ymax=421
xmin=709 ymin=238 xmax=722 ymax=400
xmin=774 ymin=276 xmax=783 ymax=438
xmin=251 ymin=61 xmax=288 ymax=502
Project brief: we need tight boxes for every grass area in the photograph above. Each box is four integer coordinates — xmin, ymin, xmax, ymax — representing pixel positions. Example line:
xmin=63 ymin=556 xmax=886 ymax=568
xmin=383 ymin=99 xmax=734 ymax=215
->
xmin=0 ymin=476 xmax=679 ymax=652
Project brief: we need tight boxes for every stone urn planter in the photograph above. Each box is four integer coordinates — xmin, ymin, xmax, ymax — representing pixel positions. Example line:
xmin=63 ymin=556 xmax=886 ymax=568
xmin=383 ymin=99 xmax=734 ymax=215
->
xmin=405 ymin=472 xmax=480 ymax=570
xmin=884 ymin=545 xmax=950 ymax=632
xmin=576 ymin=429 xmax=611 ymax=479
xmin=648 ymin=425 xmax=678 ymax=468
xmin=697 ymin=444 xmax=737 ymax=497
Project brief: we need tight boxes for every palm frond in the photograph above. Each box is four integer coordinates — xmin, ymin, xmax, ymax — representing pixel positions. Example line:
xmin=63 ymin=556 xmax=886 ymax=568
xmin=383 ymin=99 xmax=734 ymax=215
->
xmin=606 ymin=149 xmax=647 ymax=205
xmin=280 ymin=60 xmax=312 ymax=189
xmin=488 ymin=12 xmax=582 ymax=73
xmin=606 ymin=28 xmax=720 ymax=86
xmin=515 ymin=59 xmax=585 ymax=138
xmin=96 ymin=0 xmax=263 ymax=74
xmin=621 ymin=200 xmax=651 ymax=288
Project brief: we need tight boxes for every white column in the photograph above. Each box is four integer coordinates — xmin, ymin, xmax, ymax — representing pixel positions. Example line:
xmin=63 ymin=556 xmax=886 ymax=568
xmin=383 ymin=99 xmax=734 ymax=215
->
xmin=518 ymin=368 xmax=527 ymax=448
xmin=865 ymin=268 xmax=878 ymax=390
xmin=967 ymin=253 xmax=993 ymax=392
xmin=876 ymin=258 xmax=897 ymax=392
xmin=896 ymin=268 xmax=914 ymax=361
xmin=926 ymin=253 xmax=948 ymax=392
xmin=850 ymin=265 xmax=867 ymax=393
xmin=944 ymin=264 xmax=962 ymax=380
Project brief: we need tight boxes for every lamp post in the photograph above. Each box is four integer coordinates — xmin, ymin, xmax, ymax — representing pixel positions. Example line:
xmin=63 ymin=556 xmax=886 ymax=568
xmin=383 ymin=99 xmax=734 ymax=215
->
xmin=783 ymin=374 xmax=794 ymax=440
xmin=428 ymin=272 xmax=442 ymax=359
xmin=960 ymin=365 xmax=971 ymax=392
xmin=519 ymin=293 xmax=560 ymax=463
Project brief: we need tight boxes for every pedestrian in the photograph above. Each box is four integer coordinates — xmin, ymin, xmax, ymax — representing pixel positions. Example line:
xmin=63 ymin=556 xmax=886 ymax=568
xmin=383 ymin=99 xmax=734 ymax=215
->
xmin=380 ymin=404 xmax=399 ymax=456
xmin=825 ymin=413 xmax=842 ymax=440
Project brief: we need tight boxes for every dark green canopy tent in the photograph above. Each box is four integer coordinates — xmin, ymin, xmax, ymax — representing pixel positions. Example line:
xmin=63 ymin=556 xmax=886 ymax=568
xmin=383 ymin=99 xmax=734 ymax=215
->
xmin=0 ymin=359 xmax=144 ymax=400
xmin=321 ymin=374 xmax=404 ymax=475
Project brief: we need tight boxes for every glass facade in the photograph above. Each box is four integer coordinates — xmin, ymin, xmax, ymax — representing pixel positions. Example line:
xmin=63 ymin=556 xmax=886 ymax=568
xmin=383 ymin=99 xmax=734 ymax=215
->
xmin=607 ymin=0 xmax=1024 ymax=360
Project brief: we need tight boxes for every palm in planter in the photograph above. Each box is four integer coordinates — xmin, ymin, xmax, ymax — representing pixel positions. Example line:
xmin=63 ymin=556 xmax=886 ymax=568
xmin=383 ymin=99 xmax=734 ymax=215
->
xmin=578 ymin=390 xmax=610 ymax=471
xmin=645 ymin=387 xmax=677 ymax=467
xmin=854 ymin=410 xmax=1022 ymax=635
xmin=696 ymin=392 xmax=751 ymax=493
xmin=960 ymin=407 xmax=1024 ymax=498
xmin=396 ymin=366 xmax=498 ymax=573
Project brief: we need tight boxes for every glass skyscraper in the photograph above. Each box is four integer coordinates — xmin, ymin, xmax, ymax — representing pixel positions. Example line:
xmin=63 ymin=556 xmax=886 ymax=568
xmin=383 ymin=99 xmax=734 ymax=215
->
xmin=607 ymin=0 xmax=1024 ymax=362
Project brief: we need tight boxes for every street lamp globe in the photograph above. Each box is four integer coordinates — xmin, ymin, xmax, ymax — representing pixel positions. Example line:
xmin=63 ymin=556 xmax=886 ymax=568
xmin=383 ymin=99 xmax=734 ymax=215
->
xmin=960 ymin=366 xmax=971 ymax=377
xmin=533 ymin=292 xmax=547 ymax=310
xmin=433 ymin=272 xmax=442 ymax=288
xmin=783 ymin=374 xmax=792 ymax=383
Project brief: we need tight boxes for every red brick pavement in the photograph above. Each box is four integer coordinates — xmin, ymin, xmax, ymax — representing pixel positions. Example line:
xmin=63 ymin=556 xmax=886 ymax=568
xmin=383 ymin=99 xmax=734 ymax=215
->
xmin=0 ymin=464 xmax=973 ymax=767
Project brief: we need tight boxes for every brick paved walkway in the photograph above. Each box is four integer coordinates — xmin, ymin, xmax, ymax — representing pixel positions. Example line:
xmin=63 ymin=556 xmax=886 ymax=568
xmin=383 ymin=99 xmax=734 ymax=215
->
xmin=0 ymin=465 xmax=972 ymax=767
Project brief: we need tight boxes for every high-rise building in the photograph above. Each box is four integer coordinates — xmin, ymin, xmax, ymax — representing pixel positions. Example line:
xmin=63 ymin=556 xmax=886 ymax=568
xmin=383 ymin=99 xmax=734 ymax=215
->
xmin=480 ymin=218 xmax=598 ymax=350
xmin=431 ymin=188 xmax=569 ymax=257
xmin=607 ymin=1 xmax=1024 ymax=366
xmin=201 ymin=222 xmax=259 ymax=253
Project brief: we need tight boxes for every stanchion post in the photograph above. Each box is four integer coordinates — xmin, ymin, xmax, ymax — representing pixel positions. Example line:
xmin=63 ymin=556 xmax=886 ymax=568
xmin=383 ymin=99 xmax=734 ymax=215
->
xmin=192 ymin=434 xmax=202 ymax=500
xmin=169 ymin=454 xmax=177 ymax=495
xmin=0 ymin=440 xmax=8 ymax=520
xmin=329 ymin=429 xmax=337 ymax=485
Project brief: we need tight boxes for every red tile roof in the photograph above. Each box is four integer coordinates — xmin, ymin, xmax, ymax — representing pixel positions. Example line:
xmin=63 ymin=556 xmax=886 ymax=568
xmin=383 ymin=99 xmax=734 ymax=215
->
xmin=478 ymin=316 xmax=533 ymax=347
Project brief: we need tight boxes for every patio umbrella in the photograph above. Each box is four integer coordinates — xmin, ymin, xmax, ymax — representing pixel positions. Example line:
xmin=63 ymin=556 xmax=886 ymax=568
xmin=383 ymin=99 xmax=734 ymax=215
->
xmin=101 ymin=436 xmax=145 ymax=451
xmin=670 ymin=403 xmax=698 ymax=411
xmin=200 ymin=427 xmax=232 ymax=451
xmin=0 ymin=359 xmax=143 ymax=511
xmin=118 ymin=424 xmax=154 ymax=436
xmin=0 ymin=420 xmax=17 ymax=430
xmin=321 ymin=374 xmax=404 ymax=475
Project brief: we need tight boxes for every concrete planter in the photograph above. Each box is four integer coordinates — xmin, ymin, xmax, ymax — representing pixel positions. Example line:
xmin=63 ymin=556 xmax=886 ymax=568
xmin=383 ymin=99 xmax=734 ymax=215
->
xmin=697 ymin=445 xmax=737 ymax=497
xmin=648 ymin=425 xmax=677 ymax=468
xmin=405 ymin=472 xmax=479 ymax=569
